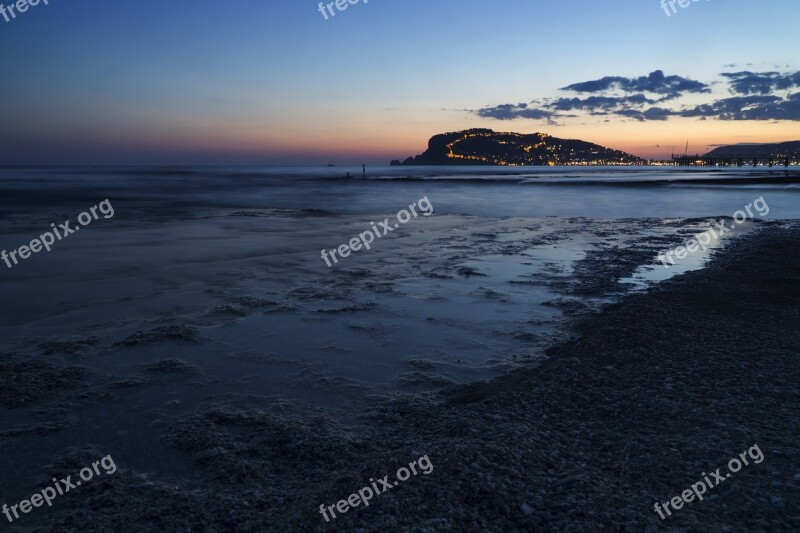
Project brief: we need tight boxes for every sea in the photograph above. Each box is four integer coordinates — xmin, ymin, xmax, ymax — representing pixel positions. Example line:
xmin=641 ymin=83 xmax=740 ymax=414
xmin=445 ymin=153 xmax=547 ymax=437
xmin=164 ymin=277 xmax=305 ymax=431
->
xmin=0 ymin=165 xmax=798 ymax=491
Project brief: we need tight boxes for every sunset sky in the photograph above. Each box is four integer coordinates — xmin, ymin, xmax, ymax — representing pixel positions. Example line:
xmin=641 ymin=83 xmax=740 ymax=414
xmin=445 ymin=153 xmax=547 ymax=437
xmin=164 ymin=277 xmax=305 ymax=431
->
xmin=0 ymin=0 xmax=798 ymax=165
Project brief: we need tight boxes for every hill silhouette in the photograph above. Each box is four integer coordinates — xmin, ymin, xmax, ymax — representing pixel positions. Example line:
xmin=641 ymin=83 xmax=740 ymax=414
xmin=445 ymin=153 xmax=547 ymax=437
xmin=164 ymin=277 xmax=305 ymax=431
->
xmin=391 ymin=129 xmax=644 ymax=166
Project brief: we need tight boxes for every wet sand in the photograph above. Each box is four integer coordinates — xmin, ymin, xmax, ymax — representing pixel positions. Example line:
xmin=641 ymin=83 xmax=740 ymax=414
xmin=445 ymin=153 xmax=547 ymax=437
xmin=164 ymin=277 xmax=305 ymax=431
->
xmin=5 ymin=223 xmax=795 ymax=532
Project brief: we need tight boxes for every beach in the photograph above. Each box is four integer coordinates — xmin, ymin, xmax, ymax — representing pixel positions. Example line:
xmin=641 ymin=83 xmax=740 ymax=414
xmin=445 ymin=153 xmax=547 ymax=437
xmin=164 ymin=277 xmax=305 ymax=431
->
xmin=5 ymin=0 xmax=800 ymax=529
xmin=0 ymin=167 xmax=798 ymax=531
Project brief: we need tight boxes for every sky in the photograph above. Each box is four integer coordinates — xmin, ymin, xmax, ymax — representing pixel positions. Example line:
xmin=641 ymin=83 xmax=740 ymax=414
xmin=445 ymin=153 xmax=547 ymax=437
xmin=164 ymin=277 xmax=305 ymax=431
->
xmin=0 ymin=0 xmax=798 ymax=165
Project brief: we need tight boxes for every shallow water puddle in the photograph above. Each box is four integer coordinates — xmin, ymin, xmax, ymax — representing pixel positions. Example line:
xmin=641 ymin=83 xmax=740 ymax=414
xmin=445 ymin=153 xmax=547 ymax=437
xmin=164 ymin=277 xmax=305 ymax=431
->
xmin=620 ymin=221 xmax=754 ymax=291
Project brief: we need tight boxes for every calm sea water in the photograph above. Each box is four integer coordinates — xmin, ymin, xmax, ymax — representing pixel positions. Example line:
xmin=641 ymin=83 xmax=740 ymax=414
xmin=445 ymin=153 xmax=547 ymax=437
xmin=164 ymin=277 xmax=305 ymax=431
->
xmin=2 ymin=165 xmax=799 ymax=218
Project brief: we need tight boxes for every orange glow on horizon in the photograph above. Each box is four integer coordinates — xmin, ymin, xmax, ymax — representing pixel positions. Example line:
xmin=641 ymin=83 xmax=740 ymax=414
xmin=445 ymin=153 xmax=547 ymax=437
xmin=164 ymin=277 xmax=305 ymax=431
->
xmin=13 ymin=108 xmax=799 ymax=164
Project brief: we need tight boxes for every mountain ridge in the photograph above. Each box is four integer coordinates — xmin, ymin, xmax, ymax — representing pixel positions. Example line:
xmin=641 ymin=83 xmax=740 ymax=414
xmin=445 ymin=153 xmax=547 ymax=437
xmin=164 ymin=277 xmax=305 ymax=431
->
xmin=702 ymin=141 xmax=800 ymax=159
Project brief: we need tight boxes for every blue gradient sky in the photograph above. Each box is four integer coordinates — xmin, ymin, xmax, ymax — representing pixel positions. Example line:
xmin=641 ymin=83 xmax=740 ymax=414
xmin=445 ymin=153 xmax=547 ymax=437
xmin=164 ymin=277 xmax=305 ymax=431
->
xmin=0 ymin=0 xmax=798 ymax=164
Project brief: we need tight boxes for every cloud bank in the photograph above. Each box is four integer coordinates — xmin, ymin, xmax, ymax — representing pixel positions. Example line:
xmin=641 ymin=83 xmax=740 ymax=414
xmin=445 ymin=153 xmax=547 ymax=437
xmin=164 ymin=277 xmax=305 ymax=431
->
xmin=475 ymin=69 xmax=800 ymax=122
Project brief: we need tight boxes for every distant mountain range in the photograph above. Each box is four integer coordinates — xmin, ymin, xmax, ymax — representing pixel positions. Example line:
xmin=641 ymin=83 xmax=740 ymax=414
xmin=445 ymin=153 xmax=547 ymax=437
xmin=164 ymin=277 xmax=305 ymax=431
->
xmin=391 ymin=129 xmax=644 ymax=166
xmin=703 ymin=141 xmax=800 ymax=159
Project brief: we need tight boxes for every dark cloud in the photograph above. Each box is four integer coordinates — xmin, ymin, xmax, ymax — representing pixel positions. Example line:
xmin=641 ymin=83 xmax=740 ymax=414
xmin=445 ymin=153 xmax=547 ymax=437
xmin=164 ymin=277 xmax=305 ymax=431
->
xmin=561 ymin=70 xmax=709 ymax=97
xmin=681 ymin=93 xmax=800 ymax=121
xmin=549 ymin=94 xmax=656 ymax=112
xmin=721 ymin=71 xmax=800 ymax=95
xmin=615 ymin=109 xmax=646 ymax=121
xmin=475 ymin=103 xmax=557 ymax=120
xmin=559 ymin=76 xmax=628 ymax=93
xmin=612 ymin=107 xmax=672 ymax=122
xmin=477 ymin=94 xmax=657 ymax=121
xmin=473 ymin=69 xmax=800 ymax=123
xmin=643 ymin=107 xmax=674 ymax=121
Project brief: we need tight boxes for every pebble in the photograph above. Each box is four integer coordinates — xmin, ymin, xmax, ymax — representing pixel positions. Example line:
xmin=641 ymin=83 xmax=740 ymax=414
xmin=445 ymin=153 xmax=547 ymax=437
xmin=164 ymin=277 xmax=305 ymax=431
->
xmin=521 ymin=503 xmax=534 ymax=516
